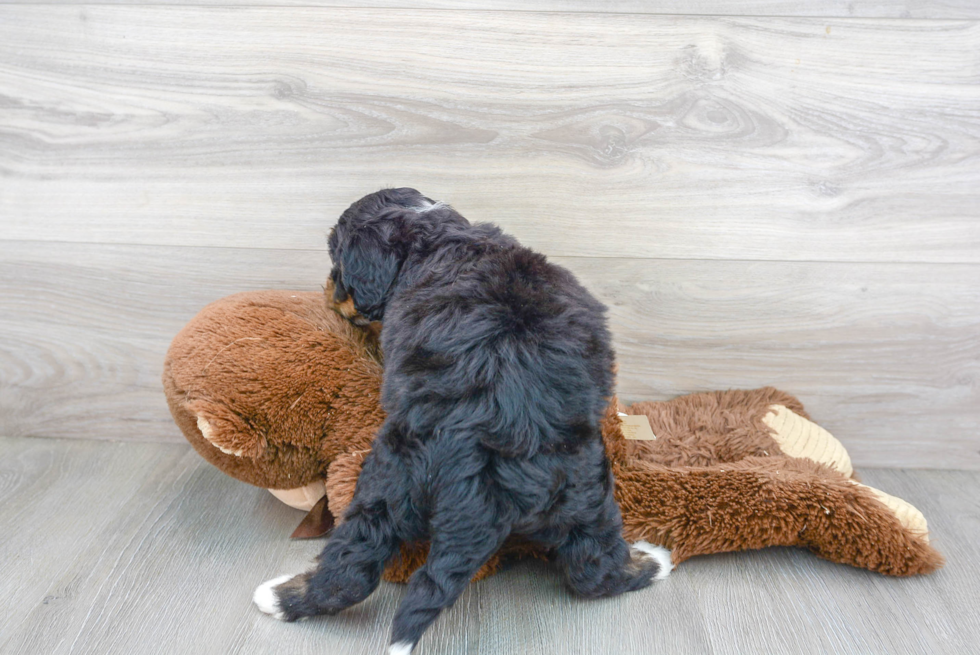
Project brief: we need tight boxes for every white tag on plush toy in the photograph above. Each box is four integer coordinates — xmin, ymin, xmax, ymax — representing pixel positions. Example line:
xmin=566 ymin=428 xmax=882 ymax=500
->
xmin=619 ymin=414 xmax=657 ymax=440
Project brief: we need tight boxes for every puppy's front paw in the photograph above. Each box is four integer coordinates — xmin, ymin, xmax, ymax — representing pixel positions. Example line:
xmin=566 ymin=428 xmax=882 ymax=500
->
xmin=631 ymin=541 xmax=674 ymax=581
xmin=253 ymin=574 xmax=295 ymax=620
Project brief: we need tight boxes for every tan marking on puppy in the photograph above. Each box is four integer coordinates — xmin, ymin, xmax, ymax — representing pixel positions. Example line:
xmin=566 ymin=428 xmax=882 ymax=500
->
xmin=276 ymin=572 xmax=311 ymax=597
xmin=365 ymin=320 xmax=383 ymax=342
xmin=325 ymin=278 xmax=370 ymax=326
xmin=336 ymin=297 xmax=358 ymax=320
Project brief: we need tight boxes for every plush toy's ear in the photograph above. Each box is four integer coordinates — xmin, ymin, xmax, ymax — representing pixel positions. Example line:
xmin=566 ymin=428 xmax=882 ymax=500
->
xmin=333 ymin=208 xmax=414 ymax=322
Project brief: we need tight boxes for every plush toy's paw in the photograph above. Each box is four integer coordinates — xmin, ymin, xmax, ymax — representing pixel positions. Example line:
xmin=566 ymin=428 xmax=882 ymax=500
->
xmin=268 ymin=482 xmax=327 ymax=512
xmin=763 ymin=404 xmax=853 ymax=477
xmin=253 ymin=574 xmax=295 ymax=620
xmin=855 ymin=482 xmax=930 ymax=540
xmin=631 ymin=541 xmax=674 ymax=581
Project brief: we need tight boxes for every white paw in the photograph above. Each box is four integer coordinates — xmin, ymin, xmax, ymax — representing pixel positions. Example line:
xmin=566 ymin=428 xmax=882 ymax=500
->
xmin=253 ymin=574 xmax=294 ymax=620
xmin=389 ymin=642 xmax=414 ymax=655
xmin=632 ymin=541 xmax=674 ymax=581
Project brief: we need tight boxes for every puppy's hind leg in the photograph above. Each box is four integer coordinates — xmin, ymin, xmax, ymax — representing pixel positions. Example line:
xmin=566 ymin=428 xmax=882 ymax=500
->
xmin=388 ymin=485 xmax=510 ymax=654
xmin=254 ymin=448 xmax=407 ymax=621
xmin=556 ymin=493 xmax=672 ymax=598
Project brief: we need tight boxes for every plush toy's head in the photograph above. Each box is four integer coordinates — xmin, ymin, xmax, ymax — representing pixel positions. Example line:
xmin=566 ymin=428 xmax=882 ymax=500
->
xmin=163 ymin=290 xmax=385 ymax=491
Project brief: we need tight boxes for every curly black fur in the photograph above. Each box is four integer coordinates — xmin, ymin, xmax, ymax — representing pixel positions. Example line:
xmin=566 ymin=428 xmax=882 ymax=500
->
xmin=275 ymin=188 xmax=661 ymax=651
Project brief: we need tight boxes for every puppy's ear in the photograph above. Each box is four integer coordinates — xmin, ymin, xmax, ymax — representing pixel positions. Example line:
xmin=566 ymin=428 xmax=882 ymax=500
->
xmin=337 ymin=209 xmax=414 ymax=321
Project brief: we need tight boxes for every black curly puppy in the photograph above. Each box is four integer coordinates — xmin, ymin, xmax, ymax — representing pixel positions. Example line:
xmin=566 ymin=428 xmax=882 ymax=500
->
xmin=254 ymin=188 xmax=671 ymax=653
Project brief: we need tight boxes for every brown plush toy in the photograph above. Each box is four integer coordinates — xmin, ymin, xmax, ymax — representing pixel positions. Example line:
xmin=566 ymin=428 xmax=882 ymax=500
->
xmin=163 ymin=290 xmax=944 ymax=581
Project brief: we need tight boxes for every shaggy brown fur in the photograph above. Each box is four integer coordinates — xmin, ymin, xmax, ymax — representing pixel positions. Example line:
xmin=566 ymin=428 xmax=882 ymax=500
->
xmin=163 ymin=290 xmax=944 ymax=581
xmin=163 ymin=291 xmax=384 ymax=490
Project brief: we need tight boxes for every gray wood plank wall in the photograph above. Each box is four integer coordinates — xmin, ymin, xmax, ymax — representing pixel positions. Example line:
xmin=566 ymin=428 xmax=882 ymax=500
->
xmin=1 ymin=1 xmax=978 ymax=19
xmin=1 ymin=4 xmax=978 ymax=469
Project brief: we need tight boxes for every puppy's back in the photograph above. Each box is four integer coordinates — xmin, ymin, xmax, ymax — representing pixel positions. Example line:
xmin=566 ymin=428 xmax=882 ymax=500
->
xmin=382 ymin=229 xmax=614 ymax=458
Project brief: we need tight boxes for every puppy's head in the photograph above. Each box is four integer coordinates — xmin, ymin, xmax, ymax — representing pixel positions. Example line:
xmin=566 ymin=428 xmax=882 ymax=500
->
xmin=327 ymin=187 xmax=465 ymax=323
xmin=323 ymin=275 xmax=383 ymax=349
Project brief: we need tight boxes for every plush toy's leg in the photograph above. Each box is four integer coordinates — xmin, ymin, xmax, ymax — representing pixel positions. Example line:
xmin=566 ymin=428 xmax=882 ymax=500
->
xmin=615 ymin=456 xmax=943 ymax=576
xmin=254 ymin=445 xmax=409 ymax=621
xmin=387 ymin=495 xmax=510 ymax=654
xmin=553 ymin=491 xmax=672 ymax=598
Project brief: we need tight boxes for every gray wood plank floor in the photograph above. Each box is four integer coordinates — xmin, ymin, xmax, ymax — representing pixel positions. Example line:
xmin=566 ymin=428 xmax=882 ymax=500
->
xmin=1 ymin=436 xmax=977 ymax=655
